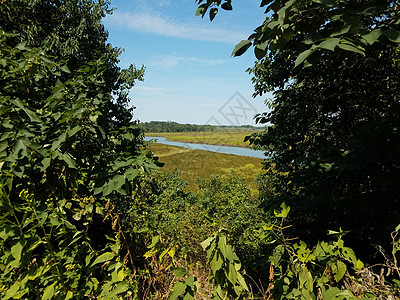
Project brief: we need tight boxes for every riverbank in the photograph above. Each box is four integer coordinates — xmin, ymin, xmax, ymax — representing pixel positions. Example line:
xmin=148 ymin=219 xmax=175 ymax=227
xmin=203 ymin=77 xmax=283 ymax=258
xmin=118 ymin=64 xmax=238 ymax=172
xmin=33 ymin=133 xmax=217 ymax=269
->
xmin=146 ymin=130 xmax=261 ymax=148
xmin=144 ymin=136 xmax=265 ymax=159
xmin=147 ymin=143 xmax=264 ymax=197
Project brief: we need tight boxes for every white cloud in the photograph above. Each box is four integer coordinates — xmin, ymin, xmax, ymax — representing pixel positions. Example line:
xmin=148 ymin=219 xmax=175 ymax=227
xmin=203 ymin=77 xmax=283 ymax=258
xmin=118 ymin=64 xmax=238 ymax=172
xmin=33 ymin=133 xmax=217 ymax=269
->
xmin=148 ymin=55 xmax=228 ymax=71
xmin=104 ymin=11 xmax=247 ymax=44
xmin=135 ymin=86 xmax=186 ymax=93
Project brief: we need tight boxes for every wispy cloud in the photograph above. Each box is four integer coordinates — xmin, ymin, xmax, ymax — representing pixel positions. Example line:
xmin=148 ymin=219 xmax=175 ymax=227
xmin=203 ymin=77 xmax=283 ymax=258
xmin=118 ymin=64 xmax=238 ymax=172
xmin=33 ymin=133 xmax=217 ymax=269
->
xmin=104 ymin=11 xmax=247 ymax=44
xmin=135 ymin=86 xmax=186 ymax=93
xmin=148 ymin=55 xmax=228 ymax=70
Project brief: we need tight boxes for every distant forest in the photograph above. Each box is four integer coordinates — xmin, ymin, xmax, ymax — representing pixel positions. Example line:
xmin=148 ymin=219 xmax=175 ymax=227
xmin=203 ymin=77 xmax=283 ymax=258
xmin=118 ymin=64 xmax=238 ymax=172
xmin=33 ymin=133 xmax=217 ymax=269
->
xmin=140 ymin=121 xmax=261 ymax=132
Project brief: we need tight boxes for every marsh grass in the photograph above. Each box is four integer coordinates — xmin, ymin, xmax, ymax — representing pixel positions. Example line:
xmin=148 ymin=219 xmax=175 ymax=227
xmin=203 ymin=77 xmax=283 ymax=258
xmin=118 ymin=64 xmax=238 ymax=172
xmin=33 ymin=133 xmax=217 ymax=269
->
xmin=146 ymin=130 xmax=262 ymax=148
xmin=148 ymin=143 xmax=264 ymax=197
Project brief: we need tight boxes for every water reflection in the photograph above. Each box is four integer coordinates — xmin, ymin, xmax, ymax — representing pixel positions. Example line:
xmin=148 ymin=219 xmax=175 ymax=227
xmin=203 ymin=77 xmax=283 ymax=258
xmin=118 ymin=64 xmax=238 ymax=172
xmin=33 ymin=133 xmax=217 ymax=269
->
xmin=144 ymin=136 xmax=265 ymax=159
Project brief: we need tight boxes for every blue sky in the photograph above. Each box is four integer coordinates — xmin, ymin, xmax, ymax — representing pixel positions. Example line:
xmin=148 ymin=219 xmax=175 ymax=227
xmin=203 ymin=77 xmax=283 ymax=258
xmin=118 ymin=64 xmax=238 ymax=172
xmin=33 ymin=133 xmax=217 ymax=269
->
xmin=103 ymin=0 xmax=270 ymax=125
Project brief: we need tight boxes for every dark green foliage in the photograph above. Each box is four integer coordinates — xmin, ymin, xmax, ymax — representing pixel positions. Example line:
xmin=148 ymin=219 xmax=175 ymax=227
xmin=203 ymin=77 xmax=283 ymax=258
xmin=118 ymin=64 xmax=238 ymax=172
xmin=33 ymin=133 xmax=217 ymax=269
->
xmin=0 ymin=176 xmax=135 ymax=299
xmin=248 ymin=43 xmax=400 ymax=259
xmin=144 ymin=171 xmax=269 ymax=281
xmin=0 ymin=32 xmax=153 ymax=202
xmin=196 ymin=0 xmax=400 ymax=63
xmin=196 ymin=0 xmax=400 ymax=260
xmin=0 ymin=0 xmax=144 ymax=128
xmin=201 ymin=229 xmax=249 ymax=299
xmin=145 ymin=171 xmax=213 ymax=257
xmin=0 ymin=6 xmax=157 ymax=296
xmin=141 ymin=121 xmax=218 ymax=132
xmin=261 ymin=204 xmax=400 ymax=299
xmin=140 ymin=121 xmax=259 ymax=133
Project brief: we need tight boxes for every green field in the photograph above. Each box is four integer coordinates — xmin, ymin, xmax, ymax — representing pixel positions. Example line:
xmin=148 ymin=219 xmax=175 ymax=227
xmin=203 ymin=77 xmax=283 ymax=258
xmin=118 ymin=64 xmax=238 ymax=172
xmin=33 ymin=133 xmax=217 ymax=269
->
xmin=147 ymin=142 xmax=264 ymax=197
xmin=147 ymin=130 xmax=262 ymax=148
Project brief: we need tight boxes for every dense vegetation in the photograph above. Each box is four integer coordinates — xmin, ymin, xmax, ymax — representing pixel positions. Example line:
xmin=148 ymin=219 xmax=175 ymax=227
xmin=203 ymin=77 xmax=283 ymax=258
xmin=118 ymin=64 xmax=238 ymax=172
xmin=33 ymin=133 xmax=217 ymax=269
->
xmin=141 ymin=121 xmax=260 ymax=133
xmin=1 ymin=0 xmax=399 ymax=299
xmin=197 ymin=0 xmax=400 ymax=255
xmin=147 ymin=142 xmax=263 ymax=196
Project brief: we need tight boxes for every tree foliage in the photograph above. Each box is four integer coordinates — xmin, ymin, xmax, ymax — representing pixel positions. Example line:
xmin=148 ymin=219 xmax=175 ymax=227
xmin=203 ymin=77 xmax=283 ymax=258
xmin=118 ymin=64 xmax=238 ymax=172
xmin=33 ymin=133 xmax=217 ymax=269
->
xmin=140 ymin=121 xmax=259 ymax=133
xmin=196 ymin=0 xmax=400 ymax=258
xmin=0 ymin=0 xmax=144 ymax=128
xmin=0 ymin=1 xmax=158 ymax=297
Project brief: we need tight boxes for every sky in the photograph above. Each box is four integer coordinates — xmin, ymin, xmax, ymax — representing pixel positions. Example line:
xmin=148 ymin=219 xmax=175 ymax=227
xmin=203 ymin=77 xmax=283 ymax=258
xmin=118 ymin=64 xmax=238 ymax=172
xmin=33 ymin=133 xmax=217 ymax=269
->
xmin=103 ymin=0 xmax=271 ymax=126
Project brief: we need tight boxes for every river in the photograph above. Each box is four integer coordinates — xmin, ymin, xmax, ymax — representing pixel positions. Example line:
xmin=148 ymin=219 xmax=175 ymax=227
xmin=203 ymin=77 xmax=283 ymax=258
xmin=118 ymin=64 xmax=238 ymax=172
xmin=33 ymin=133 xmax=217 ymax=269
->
xmin=144 ymin=136 xmax=265 ymax=159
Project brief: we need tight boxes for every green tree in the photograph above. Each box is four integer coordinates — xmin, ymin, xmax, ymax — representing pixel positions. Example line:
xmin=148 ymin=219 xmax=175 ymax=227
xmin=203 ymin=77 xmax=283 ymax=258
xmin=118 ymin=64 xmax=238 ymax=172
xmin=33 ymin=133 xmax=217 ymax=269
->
xmin=196 ymin=0 xmax=400 ymax=259
xmin=0 ymin=1 xmax=159 ymax=297
xmin=0 ymin=0 xmax=144 ymax=128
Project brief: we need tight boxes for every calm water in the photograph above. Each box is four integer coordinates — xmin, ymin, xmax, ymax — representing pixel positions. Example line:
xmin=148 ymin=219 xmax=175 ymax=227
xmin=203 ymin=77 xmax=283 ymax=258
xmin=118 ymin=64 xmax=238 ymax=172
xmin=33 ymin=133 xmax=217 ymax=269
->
xmin=144 ymin=136 xmax=265 ymax=159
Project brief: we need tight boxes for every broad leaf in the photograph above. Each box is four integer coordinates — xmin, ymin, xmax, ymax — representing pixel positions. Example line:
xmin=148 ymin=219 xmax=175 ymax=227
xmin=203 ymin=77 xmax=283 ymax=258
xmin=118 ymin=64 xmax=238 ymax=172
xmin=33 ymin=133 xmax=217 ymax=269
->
xmin=231 ymin=40 xmax=252 ymax=57
xmin=362 ymin=29 xmax=382 ymax=45
xmin=91 ymin=252 xmax=115 ymax=266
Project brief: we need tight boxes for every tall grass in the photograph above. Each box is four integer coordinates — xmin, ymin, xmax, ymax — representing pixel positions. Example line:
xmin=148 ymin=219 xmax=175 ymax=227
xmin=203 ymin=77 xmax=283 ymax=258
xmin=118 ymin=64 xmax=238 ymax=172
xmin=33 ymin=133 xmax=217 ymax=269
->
xmin=147 ymin=143 xmax=264 ymax=197
xmin=146 ymin=130 xmax=262 ymax=148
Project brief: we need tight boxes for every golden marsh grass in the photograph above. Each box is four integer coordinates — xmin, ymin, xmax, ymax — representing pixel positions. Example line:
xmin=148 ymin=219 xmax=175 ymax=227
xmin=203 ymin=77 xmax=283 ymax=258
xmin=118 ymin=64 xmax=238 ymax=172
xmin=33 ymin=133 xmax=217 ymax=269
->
xmin=147 ymin=142 xmax=264 ymax=197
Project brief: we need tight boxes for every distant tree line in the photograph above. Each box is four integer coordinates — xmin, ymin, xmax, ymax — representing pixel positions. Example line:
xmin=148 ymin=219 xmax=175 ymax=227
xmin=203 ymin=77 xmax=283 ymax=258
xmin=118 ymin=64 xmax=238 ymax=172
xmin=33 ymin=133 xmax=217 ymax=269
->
xmin=140 ymin=121 xmax=260 ymax=132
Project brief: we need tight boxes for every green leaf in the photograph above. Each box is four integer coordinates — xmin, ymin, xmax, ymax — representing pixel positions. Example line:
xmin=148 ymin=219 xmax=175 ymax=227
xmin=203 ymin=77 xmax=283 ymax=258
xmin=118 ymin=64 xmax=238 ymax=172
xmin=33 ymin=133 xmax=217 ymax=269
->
xmin=337 ymin=42 xmax=365 ymax=55
xmin=91 ymin=251 xmax=115 ymax=266
xmin=232 ymin=40 xmax=252 ymax=57
xmin=124 ymin=168 xmax=140 ymax=181
xmin=282 ymin=28 xmax=295 ymax=41
xmin=12 ymin=99 xmax=41 ymax=123
xmin=148 ymin=235 xmax=160 ymax=248
xmin=312 ymin=0 xmax=335 ymax=8
xmin=274 ymin=202 xmax=290 ymax=218
xmin=332 ymin=260 xmax=347 ymax=282
xmin=255 ymin=46 xmax=267 ymax=60
xmin=227 ymin=263 xmax=238 ymax=285
xmin=322 ymin=287 xmax=341 ymax=298
xmin=318 ymin=38 xmax=340 ymax=51
xmin=103 ymin=174 xmax=125 ymax=196
xmin=341 ymin=247 xmax=356 ymax=263
xmin=11 ymin=241 xmax=24 ymax=263
xmin=170 ymin=281 xmax=187 ymax=300
xmin=66 ymin=125 xmax=81 ymax=137
xmin=272 ymin=244 xmax=285 ymax=265
xmin=51 ymin=132 xmax=67 ymax=150
xmin=209 ymin=7 xmax=218 ymax=21
xmin=195 ymin=4 xmax=207 ymax=17
xmin=16 ymin=41 xmax=27 ymax=50
xmin=383 ymin=29 xmax=400 ymax=43
xmin=4 ymin=280 xmax=27 ymax=299
xmin=14 ymin=140 xmax=28 ymax=158
xmin=40 ymin=157 xmax=51 ymax=171
xmin=218 ymin=234 xmax=234 ymax=261
xmin=61 ymin=64 xmax=71 ymax=73
xmin=331 ymin=25 xmax=351 ymax=37
xmin=299 ymin=265 xmax=313 ymax=292
xmin=355 ymin=259 xmax=364 ymax=269
xmin=183 ymin=293 xmax=194 ymax=300
xmin=172 ymin=267 xmax=189 ymax=278
xmin=362 ymin=29 xmax=382 ymax=45
xmin=106 ymin=282 xmax=130 ymax=297
xmin=185 ymin=275 xmax=196 ymax=288
xmin=260 ymin=0 xmax=273 ymax=7
xmin=294 ymin=49 xmax=315 ymax=67
xmin=42 ymin=282 xmax=56 ymax=300
xmin=221 ymin=2 xmax=233 ymax=10
xmin=201 ymin=236 xmax=214 ymax=250
xmin=304 ymin=34 xmax=324 ymax=44
xmin=61 ymin=152 xmax=76 ymax=169
xmin=210 ymin=251 xmax=223 ymax=271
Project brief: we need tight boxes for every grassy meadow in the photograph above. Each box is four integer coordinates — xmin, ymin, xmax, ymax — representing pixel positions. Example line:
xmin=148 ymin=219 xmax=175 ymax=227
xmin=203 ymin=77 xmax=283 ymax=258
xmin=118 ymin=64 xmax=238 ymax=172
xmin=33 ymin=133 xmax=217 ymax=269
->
xmin=147 ymin=142 xmax=264 ymax=197
xmin=146 ymin=130 xmax=262 ymax=148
